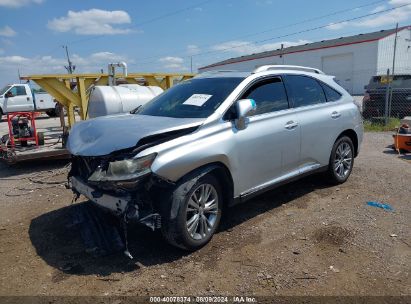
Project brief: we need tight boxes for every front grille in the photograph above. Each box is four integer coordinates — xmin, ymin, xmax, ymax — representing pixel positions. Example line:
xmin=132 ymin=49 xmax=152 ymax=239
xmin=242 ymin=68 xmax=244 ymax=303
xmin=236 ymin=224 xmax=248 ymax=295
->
xmin=72 ymin=156 xmax=105 ymax=180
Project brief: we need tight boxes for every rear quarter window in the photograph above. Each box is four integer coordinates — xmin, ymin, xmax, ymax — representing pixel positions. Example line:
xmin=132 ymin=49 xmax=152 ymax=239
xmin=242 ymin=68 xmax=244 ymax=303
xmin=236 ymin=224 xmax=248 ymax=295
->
xmin=321 ymin=83 xmax=342 ymax=102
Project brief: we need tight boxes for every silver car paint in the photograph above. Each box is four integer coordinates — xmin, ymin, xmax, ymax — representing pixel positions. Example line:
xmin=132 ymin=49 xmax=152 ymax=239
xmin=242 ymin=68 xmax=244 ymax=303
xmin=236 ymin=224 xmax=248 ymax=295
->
xmin=70 ymin=69 xmax=363 ymax=198
xmin=67 ymin=113 xmax=205 ymax=156
xmin=134 ymin=70 xmax=363 ymax=197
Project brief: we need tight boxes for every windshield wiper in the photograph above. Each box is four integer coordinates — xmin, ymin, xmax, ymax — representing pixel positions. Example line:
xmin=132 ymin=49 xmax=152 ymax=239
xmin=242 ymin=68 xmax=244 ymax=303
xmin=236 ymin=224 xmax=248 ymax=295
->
xmin=130 ymin=105 xmax=142 ymax=114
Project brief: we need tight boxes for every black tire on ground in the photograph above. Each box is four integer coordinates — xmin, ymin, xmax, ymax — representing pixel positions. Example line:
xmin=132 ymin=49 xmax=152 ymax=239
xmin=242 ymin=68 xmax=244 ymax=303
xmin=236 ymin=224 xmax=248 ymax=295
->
xmin=20 ymin=140 xmax=28 ymax=147
xmin=37 ymin=132 xmax=45 ymax=146
xmin=161 ymin=173 xmax=223 ymax=251
xmin=327 ymin=136 xmax=355 ymax=185
xmin=0 ymin=108 xmax=3 ymax=122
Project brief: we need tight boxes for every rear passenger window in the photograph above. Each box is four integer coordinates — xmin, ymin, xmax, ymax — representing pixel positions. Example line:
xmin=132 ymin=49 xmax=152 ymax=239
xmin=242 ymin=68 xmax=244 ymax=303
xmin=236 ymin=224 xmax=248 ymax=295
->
xmin=242 ymin=77 xmax=289 ymax=116
xmin=286 ymin=75 xmax=326 ymax=107
xmin=321 ymin=83 xmax=342 ymax=102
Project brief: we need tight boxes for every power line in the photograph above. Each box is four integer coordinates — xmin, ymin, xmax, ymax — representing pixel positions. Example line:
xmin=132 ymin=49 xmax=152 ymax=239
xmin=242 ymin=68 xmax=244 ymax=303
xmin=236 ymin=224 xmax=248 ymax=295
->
xmin=65 ymin=0 xmax=215 ymax=46
xmin=128 ymin=0 xmax=387 ymax=64
xmin=188 ymin=3 xmax=411 ymax=59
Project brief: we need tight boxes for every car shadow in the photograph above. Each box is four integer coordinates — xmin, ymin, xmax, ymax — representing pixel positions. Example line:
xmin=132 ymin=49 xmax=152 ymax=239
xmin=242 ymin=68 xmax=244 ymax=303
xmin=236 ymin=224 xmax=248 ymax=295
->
xmin=28 ymin=174 xmax=332 ymax=276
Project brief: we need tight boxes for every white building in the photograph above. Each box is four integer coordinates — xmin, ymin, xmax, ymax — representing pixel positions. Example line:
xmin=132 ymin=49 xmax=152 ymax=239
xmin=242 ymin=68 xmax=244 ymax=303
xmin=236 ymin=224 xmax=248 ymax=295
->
xmin=199 ymin=26 xmax=411 ymax=95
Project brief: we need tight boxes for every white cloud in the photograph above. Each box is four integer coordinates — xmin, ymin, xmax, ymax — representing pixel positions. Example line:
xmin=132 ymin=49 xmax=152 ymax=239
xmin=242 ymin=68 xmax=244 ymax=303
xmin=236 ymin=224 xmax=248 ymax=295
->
xmin=158 ymin=56 xmax=187 ymax=71
xmin=327 ymin=0 xmax=411 ymax=30
xmin=0 ymin=51 xmax=131 ymax=84
xmin=211 ymin=39 xmax=311 ymax=56
xmin=159 ymin=56 xmax=184 ymax=64
xmin=48 ymin=9 xmax=133 ymax=35
xmin=0 ymin=26 xmax=16 ymax=37
xmin=0 ymin=0 xmax=43 ymax=8
xmin=187 ymin=44 xmax=200 ymax=55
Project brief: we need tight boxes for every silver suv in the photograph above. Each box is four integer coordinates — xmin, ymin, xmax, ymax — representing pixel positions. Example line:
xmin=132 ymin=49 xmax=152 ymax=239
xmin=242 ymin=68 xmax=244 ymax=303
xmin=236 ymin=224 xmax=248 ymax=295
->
xmin=67 ymin=65 xmax=363 ymax=251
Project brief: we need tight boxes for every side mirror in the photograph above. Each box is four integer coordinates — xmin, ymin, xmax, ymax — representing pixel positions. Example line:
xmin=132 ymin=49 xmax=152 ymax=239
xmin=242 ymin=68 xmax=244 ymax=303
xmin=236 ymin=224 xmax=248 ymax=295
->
xmin=234 ymin=99 xmax=256 ymax=130
xmin=5 ymin=91 xmax=13 ymax=98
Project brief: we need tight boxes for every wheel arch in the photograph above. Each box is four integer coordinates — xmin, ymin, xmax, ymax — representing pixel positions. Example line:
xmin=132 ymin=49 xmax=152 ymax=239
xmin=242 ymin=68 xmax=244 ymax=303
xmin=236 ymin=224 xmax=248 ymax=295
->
xmin=175 ymin=162 xmax=235 ymax=208
xmin=337 ymin=129 xmax=359 ymax=157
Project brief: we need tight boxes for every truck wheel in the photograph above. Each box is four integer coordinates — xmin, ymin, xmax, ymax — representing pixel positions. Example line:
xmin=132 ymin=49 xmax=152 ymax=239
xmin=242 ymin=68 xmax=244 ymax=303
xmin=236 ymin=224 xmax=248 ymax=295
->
xmin=0 ymin=108 xmax=3 ymax=122
xmin=327 ymin=136 xmax=354 ymax=184
xmin=161 ymin=173 xmax=222 ymax=251
xmin=37 ymin=132 xmax=45 ymax=145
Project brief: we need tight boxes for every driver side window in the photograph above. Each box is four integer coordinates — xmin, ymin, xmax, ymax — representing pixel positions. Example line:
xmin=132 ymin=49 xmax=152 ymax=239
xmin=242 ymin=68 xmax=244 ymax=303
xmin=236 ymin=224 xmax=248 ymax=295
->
xmin=241 ymin=77 xmax=289 ymax=116
xmin=9 ymin=86 xmax=27 ymax=96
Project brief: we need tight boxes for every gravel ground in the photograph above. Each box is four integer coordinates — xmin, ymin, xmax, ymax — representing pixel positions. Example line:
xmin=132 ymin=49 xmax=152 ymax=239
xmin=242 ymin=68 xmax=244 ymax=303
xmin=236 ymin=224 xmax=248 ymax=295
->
xmin=0 ymin=131 xmax=409 ymax=298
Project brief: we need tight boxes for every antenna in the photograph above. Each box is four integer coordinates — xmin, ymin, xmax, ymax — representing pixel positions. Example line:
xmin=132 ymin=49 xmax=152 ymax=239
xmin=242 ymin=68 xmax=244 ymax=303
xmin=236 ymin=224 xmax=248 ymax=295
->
xmin=62 ymin=45 xmax=75 ymax=74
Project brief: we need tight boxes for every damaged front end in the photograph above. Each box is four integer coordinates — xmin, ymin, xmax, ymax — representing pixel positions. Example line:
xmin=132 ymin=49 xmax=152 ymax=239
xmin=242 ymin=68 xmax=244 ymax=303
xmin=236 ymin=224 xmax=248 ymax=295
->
xmin=68 ymin=151 xmax=172 ymax=232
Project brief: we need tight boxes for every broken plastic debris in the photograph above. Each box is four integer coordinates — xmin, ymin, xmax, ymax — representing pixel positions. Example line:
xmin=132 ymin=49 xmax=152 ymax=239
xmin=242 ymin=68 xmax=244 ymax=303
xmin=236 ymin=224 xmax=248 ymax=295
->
xmin=366 ymin=201 xmax=393 ymax=211
xmin=124 ymin=250 xmax=133 ymax=260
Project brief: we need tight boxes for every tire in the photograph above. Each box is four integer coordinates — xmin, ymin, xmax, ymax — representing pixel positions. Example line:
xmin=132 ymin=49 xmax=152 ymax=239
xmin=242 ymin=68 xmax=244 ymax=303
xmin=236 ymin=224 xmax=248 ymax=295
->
xmin=37 ymin=132 xmax=45 ymax=146
xmin=327 ymin=136 xmax=354 ymax=185
xmin=161 ymin=173 xmax=222 ymax=251
xmin=21 ymin=140 xmax=28 ymax=147
xmin=0 ymin=108 xmax=3 ymax=122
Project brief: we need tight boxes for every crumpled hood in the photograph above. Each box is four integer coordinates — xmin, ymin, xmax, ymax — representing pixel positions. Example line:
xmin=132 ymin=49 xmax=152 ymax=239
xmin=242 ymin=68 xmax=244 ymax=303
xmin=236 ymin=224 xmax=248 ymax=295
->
xmin=67 ymin=114 xmax=204 ymax=156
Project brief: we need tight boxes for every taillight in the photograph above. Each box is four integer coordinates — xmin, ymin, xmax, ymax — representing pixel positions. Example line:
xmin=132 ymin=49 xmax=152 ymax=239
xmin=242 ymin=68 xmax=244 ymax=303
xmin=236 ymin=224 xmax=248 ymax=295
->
xmin=363 ymin=92 xmax=370 ymax=102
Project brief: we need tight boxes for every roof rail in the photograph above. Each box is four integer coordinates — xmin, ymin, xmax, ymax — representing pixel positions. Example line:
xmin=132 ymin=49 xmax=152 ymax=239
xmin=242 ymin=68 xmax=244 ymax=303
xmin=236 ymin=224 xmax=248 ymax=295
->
xmin=253 ymin=65 xmax=325 ymax=74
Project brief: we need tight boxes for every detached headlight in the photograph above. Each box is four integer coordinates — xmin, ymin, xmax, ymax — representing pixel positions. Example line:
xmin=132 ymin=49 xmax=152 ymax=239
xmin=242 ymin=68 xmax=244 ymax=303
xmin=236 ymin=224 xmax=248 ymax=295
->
xmin=88 ymin=153 xmax=157 ymax=182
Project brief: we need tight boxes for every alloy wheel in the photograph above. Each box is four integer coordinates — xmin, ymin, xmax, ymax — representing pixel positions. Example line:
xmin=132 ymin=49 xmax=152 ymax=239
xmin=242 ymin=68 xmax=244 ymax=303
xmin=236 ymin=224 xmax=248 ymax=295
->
xmin=334 ymin=142 xmax=353 ymax=179
xmin=186 ymin=184 xmax=219 ymax=240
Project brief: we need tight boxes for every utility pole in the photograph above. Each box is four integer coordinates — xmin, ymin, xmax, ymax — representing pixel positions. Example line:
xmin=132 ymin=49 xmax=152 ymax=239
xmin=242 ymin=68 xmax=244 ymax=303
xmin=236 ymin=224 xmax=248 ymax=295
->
xmin=387 ymin=23 xmax=399 ymax=121
xmin=62 ymin=45 xmax=75 ymax=74
xmin=190 ymin=56 xmax=193 ymax=74
xmin=17 ymin=69 xmax=21 ymax=83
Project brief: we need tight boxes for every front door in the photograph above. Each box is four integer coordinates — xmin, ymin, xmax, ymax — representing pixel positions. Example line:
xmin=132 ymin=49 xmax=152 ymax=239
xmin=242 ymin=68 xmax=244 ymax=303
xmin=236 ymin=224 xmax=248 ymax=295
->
xmin=232 ymin=76 xmax=301 ymax=196
xmin=5 ymin=86 xmax=33 ymax=112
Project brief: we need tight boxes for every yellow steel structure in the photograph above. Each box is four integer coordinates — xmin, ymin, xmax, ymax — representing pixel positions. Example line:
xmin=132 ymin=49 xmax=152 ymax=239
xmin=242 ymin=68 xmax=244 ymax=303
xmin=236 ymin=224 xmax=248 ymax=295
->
xmin=21 ymin=73 xmax=195 ymax=127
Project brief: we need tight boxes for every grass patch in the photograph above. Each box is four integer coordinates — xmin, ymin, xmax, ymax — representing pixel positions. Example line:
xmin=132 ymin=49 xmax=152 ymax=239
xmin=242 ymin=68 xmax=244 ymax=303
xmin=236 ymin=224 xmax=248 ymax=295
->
xmin=364 ymin=118 xmax=401 ymax=132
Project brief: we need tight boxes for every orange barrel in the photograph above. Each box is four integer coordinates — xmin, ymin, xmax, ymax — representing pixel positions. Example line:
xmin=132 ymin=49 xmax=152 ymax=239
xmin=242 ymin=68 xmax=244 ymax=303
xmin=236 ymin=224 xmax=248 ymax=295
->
xmin=393 ymin=134 xmax=411 ymax=152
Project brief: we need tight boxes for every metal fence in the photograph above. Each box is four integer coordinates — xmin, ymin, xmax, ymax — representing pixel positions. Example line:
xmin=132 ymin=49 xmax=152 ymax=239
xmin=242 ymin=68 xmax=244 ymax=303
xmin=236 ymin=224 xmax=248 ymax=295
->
xmin=361 ymin=87 xmax=411 ymax=124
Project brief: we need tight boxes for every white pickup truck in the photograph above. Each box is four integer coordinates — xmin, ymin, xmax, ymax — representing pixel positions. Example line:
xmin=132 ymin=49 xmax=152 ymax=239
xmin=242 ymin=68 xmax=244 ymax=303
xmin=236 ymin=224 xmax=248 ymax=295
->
xmin=0 ymin=83 xmax=58 ymax=119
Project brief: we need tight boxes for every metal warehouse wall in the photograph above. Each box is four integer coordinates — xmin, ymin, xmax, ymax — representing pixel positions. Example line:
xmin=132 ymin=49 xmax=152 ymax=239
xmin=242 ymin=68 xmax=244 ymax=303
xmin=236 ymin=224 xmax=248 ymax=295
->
xmin=377 ymin=28 xmax=411 ymax=75
xmin=200 ymin=41 xmax=382 ymax=95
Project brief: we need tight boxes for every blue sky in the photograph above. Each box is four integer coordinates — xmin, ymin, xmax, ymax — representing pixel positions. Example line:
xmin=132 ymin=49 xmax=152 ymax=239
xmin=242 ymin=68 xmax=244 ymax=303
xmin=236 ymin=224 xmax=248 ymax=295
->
xmin=0 ymin=0 xmax=411 ymax=84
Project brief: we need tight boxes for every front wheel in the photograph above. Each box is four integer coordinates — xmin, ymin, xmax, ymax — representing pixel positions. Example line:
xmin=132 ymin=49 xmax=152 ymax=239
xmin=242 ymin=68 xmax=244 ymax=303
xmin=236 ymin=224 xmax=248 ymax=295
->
xmin=327 ymin=136 xmax=354 ymax=184
xmin=161 ymin=174 xmax=222 ymax=250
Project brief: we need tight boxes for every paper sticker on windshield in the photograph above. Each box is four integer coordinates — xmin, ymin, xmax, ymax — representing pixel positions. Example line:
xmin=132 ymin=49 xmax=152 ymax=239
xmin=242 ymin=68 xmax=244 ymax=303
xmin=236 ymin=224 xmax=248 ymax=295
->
xmin=183 ymin=94 xmax=212 ymax=106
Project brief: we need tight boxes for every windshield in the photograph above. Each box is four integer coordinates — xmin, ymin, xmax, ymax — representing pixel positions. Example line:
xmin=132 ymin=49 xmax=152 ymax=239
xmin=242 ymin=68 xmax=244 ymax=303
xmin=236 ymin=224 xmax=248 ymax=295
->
xmin=0 ymin=85 xmax=11 ymax=96
xmin=136 ymin=77 xmax=244 ymax=118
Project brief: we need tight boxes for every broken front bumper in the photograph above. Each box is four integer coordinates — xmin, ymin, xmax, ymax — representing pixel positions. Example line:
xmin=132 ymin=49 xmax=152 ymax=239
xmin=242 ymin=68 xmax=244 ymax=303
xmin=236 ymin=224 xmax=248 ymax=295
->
xmin=70 ymin=176 xmax=130 ymax=215
xmin=69 ymin=176 xmax=162 ymax=230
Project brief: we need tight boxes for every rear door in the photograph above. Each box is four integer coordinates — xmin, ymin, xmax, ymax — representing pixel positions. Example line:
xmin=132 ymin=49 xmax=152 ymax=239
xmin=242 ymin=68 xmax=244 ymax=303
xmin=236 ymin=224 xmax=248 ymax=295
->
xmin=5 ymin=85 xmax=33 ymax=112
xmin=232 ymin=76 xmax=301 ymax=195
xmin=283 ymin=74 xmax=344 ymax=170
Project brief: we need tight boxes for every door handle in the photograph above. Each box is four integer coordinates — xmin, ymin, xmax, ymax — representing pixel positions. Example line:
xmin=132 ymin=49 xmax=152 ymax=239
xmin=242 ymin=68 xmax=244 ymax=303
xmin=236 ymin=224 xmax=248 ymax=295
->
xmin=285 ymin=121 xmax=299 ymax=130
xmin=26 ymin=97 xmax=30 ymax=101
xmin=331 ymin=111 xmax=341 ymax=119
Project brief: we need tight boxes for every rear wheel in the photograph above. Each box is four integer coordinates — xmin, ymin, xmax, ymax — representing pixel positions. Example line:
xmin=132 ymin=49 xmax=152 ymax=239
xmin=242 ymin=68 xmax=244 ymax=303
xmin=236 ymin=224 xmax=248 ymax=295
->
xmin=161 ymin=174 xmax=222 ymax=250
xmin=0 ymin=108 xmax=3 ymax=122
xmin=327 ymin=136 xmax=354 ymax=184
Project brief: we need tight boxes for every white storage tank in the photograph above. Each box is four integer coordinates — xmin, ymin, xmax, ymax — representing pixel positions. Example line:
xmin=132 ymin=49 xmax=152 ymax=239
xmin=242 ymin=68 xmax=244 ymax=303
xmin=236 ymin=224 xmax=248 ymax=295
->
xmin=88 ymin=84 xmax=163 ymax=118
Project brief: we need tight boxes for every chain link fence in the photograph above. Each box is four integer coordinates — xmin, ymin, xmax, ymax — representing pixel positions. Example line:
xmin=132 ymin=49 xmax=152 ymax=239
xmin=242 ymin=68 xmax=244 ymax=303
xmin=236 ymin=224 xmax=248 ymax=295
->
xmin=359 ymin=75 xmax=411 ymax=127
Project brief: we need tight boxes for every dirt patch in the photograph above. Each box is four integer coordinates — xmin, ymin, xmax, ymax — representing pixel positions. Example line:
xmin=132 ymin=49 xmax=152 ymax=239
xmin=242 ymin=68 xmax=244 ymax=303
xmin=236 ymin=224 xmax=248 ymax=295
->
xmin=313 ymin=226 xmax=353 ymax=246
